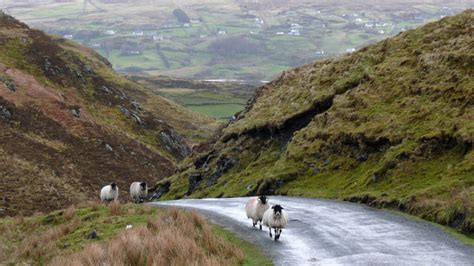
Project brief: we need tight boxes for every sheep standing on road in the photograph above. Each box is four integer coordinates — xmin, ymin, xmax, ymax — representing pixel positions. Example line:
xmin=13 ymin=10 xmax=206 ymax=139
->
xmin=245 ymin=196 xmax=270 ymax=230
xmin=100 ymin=183 xmax=119 ymax=202
xmin=263 ymin=204 xmax=288 ymax=241
xmin=130 ymin=182 xmax=148 ymax=203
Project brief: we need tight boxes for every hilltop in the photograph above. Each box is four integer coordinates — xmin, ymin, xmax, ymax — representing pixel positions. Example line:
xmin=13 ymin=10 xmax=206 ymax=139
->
xmin=157 ymin=10 xmax=474 ymax=234
xmin=0 ymin=11 xmax=215 ymax=216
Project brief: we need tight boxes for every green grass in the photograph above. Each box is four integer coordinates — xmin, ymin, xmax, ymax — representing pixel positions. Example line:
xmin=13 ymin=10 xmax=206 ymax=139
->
xmin=0 ymin=203 xmax=272 ymax=265
xmin=163 ymin=10 xmax=474 ymax=235
xmin=212 ymin=225 xmax=273 ymax=266
xmin=189 ymin=104 xmax=244 ymax=118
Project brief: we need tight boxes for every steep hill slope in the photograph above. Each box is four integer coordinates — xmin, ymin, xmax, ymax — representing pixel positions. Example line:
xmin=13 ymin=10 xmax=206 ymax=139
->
xmin=158 ymin=10 xmax=474 ymax=234
xmin=0 ymin=12 xmax=215 ymax=216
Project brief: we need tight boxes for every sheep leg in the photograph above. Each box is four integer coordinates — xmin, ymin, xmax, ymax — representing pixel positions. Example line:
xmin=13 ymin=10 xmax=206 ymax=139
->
xmin=269 ymin=228 xmax=272 ymax=238
xmin=252 ymin=220 xmax=257 ymax=227
xmin=274 ymin=229 xmax=278 ymax=241
xmin=259 ymin=222 xmax=262 ymax=230
xmin=276 ymin=229 xmax=281 ymax=240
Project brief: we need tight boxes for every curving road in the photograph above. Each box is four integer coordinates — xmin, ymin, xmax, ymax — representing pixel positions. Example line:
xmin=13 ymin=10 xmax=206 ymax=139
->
xmin=149 ymin=197 xmax=474 ymax=265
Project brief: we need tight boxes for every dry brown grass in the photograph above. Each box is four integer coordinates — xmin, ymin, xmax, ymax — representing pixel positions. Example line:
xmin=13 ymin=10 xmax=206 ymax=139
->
xmin=108 ymin=200 xmax=123 ymax=216
xmin=51 ymin=208 xmax=245 ymax=266
xmin=17 ymin=217 xmax=81 ymax=261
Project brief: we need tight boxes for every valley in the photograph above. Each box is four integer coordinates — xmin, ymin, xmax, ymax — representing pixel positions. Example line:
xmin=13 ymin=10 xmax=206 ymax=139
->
xmin=1 ymin=0 xmax=473 ymax=82
xmin=0 ymin=2 xmax=473 ymax=265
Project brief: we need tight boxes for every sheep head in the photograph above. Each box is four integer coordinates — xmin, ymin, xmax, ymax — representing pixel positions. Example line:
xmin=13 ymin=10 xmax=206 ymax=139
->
xmin=140 ymin=182 xmax=147 ymax=190
xmin=272 ymin=204 xmax=284 ymax=216
xmin=111 ymin=182 xmax=117 ymax=190
xmin=258 ymin=195 xmax=268 ymax=204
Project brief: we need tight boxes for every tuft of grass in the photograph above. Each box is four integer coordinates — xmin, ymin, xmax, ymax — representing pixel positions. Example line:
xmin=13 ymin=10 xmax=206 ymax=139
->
xmin=0 ymin=203 xmax=270 ymax=265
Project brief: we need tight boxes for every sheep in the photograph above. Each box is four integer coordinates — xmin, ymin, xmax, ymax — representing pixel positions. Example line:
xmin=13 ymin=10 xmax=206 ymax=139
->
xmin=130 ymin=182 xmax=148 ymax=203
xmin=100 ymin=182 xmax=118 ymax=202
xmin=262 ymin=204 xmax=288 ymax=241
xmin=245 ymin=195 xmax=270 ymax=230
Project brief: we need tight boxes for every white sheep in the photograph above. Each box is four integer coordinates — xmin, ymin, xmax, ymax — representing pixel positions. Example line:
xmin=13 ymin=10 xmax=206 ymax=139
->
xmin=245 ymin=195 xmax=270 ymax=230
xmin=262 ymin=204 xmax=288 ymax=241
xmin=100 ymin=182 xmax=119 ymax=202
xmin=130 ymin=182 xmax=148 ymax=203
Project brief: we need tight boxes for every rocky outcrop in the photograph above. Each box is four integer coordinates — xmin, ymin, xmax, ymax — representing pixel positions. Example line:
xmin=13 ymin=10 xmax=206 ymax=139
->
xmin=160 ymin=129 xmax=191 ymax=160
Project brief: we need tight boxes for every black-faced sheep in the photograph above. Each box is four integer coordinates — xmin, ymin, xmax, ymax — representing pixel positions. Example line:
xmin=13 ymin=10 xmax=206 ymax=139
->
xmin=245 ymin=195 xmax=270 ymax=230
xmin=130 ymin=182 xmax=148 ymax=203
xmin=100 ymin=182 xmax=118 ymax=202
xmin=262 ymin=204 xmax=288 ymax=241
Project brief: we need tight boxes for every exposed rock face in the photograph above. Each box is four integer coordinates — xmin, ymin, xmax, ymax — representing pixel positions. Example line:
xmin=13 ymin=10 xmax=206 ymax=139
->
xmin=160 ymin=130 xmax=191 ymax=160
xmin=0 ymin=105 xmax=12 ymax=120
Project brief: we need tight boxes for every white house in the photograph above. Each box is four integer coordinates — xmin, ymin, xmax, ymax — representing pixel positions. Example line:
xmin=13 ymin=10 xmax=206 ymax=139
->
xmin=132 ymin=31 xmax=144 ymax=36
xmin=63 ymin=34 xmax=73 ymax=40
xmin=105 ymin=30 xmax=116 ymax=35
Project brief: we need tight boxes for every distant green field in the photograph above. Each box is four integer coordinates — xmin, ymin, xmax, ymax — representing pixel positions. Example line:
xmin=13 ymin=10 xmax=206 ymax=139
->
xmin=188 ymin=104 xmax=244 ymax=118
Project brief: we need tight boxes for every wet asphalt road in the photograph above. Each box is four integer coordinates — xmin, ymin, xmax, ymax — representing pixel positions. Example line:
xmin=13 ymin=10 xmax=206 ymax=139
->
xmin=149 ymin=197 xmax=474 ymax=265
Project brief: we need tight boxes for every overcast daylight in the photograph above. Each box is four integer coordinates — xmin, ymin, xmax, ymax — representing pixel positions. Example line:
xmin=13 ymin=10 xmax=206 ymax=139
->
xmin=0 ymin=1 xmax=473 ymax=265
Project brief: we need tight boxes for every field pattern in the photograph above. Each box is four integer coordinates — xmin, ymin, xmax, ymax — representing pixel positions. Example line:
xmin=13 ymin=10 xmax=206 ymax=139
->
xmin=1 ymin=0 xmax=473 ymax=82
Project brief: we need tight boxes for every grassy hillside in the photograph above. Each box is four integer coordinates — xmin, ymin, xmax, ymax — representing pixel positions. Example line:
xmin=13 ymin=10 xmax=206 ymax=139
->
xmin=0 ymin=202 xmax=271 ymax=265
xmin=157 ymin=10 xmax=474 ymax=235
xmin=0 ymin=12 xmax=216 ymax=216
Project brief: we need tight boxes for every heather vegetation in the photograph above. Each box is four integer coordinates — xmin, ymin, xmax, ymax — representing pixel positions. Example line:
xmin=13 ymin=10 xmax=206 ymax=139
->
xmin=0 ymin=12 xmax=215 ymax=216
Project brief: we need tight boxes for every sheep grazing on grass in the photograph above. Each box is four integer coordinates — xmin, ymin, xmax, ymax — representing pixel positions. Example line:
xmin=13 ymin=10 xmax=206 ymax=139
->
xmin=100 ymin=183 xmax=118 ymax=202
xmin=130 ymin=182 xmax=148 ymax=203
xmin=263 ymin=204 xmax=288 ymax=241
xmin=245 ymin=195 xmax=270 ymax=230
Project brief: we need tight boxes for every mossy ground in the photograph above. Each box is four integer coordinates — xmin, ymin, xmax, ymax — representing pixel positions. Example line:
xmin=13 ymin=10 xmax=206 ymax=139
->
xmin=161 ymin=10 xmax=474 ymax=236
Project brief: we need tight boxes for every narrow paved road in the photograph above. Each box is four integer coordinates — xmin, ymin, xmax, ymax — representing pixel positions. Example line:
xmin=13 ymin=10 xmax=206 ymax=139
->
xmin=149 ymin=197 xmax=474 ymax=265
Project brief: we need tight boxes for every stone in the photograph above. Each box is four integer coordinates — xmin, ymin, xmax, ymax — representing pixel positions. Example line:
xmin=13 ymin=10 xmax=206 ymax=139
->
xmin=86 ymin=229 xmax=98 ymax=240
xmin=70 ymin=108 xmax=81 ymax=118
xmin=105 ymin=143 xmax=113 ymax=152
xmin=0 ymin=105 xmax=13 ymax=120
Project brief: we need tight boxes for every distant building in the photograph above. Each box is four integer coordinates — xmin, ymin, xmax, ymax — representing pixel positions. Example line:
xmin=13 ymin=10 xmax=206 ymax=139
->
xmin=183 ymin=23 xmax=191 ymax=27
xmin=218 ymin=30 xmax=227 ymax=35
xmin=315 ymin=49 xmax=325 ymax=55
xmin=153 ymin=34 xmax=164 ymax=41
xmin=132 ymin=31 xmax=144 ymax=36
xmin=63 ymin=34 xmax=73 ymax=40
xmin=105 ymin=30 xmax=116 ymax=35
xmin=346 ymin=48 xmax=356 ymax=53
xmin=276 ymin=31 xmax=285 ymax=35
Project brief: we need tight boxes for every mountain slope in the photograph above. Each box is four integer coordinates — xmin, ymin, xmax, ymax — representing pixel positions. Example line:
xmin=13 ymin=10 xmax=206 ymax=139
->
xmin=0 ymin=11 xmax=215 ymax=216
xmin=158 ymin=10 xmax=474 ymax=234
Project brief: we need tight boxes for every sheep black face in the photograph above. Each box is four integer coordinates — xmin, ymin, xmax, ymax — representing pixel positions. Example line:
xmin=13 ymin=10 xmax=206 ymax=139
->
xmin=111 ymin=182 xmax=117 ymax=190
xmin=272 ymin=204 xmax=284 ymax=216
xmin=258 ymin=195 xmax=268 ymax=204
xmin=140 ymin=182 xmax=147 ymax=191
